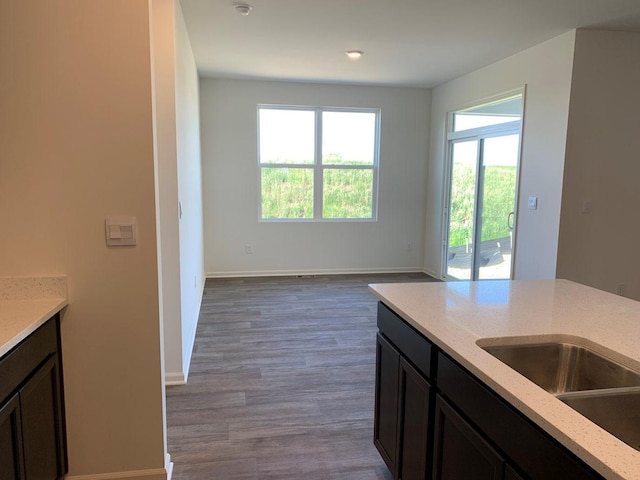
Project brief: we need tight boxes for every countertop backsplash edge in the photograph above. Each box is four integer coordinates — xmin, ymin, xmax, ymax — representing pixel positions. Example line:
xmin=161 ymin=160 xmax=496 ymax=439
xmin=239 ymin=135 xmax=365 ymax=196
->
xmin=0 ymin=275 xmax=68 ymax=301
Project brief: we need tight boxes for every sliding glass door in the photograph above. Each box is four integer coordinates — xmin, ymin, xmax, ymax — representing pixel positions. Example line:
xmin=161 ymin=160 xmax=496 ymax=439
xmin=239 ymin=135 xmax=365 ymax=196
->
xmin=445 ymin=93 xmax=523 ymax=281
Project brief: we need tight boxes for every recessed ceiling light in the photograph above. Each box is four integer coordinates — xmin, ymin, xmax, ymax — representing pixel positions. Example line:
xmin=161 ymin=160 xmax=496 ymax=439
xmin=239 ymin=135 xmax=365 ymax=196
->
xmin=346 ymin=50 xmax=364 ymax=60
xmin=234 ymin=4 xmax=252 ymax=16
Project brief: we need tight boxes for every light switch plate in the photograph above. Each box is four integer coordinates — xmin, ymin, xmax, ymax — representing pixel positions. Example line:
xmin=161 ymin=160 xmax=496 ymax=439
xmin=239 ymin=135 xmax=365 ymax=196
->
xmin=106 ymin=217 xmax=137 ymax=247
xmin=528 ymin=196 xmax=538 ymax=210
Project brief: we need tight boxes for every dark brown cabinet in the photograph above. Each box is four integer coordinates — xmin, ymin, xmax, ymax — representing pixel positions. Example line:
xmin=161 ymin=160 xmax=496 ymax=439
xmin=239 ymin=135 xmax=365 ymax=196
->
xmin=375 ymin=303 xmax=434 ymax=480
xmin=437 ymin=354 xmax=601 ymax=480
xmin=0 ymin=394 xmax=24 ymax=480
xmin=21 ymin=356 xmax=66 ymax=479
xmin=374 ymin=333 xmax=400 ymax=473
xmin=374 ymin=302 xmax=604 ymax=480
xmin=0 ymin=315 xmax=67 ymax=480
xmin=396 ymin=357 xmax=431 ymax=480
xmin=505 ymin=466 xmax=525 ymax=480
xmin=433 ymin=395 xmax=505 ymax=480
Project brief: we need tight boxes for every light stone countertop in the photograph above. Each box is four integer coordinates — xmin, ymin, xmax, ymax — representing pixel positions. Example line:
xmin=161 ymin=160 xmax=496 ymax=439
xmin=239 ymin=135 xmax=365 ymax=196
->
xmin=369 ymin=279 xmax=640 ymax=480
xmin=0 ymin=276 xmax=68 ymax=358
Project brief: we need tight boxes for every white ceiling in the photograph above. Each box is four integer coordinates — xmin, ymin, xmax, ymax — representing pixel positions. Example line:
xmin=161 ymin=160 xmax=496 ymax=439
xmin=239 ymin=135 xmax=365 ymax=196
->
xmin=180 ymin=0 xmax=640 ymax=88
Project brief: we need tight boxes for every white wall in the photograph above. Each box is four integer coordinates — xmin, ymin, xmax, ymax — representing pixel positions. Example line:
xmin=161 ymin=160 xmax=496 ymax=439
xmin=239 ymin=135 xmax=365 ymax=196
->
xmin=152 ymin=0 xmax=203 ymax=386
xmin=424 ymin=31 xmax=576 ymax=279
xmin=0 ymin=1 xmax=167 ymax=478
xmin=151 ymin=0 xmax=182 ymax=389
xmin=175 ymin=1 xmax=204 ymax=379
xmin=557 ymin=29 xmax=640 ymax=300
xmin=201 ymin=79 xmax=431 ymax=276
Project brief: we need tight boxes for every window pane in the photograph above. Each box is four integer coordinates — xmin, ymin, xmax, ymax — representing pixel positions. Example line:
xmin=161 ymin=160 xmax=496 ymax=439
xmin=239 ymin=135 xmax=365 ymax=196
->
xmin=259 ymin=109 xmax=315 ymax=164
xmin=477 ymin=134 xmax=519 ymax=280
xmin=454 ymin=114 xmax=519 ymax=131
xmin=261 ymin=168 xmax=313 ymax=219
xmin=322 ymin=111 xmax=376 ymax=165
xmin=323 ymin=169 xmax=373 ymax=218
xmin=453 ymin=95 xmax=522 ymax=132
xmin=446 ymin=140 xmax=478 ymax=280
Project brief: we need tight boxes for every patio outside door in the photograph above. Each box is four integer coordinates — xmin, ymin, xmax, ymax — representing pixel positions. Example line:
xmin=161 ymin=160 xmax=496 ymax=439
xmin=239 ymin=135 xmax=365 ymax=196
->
xmin=445 ymin=93 xmax=523 ymax=281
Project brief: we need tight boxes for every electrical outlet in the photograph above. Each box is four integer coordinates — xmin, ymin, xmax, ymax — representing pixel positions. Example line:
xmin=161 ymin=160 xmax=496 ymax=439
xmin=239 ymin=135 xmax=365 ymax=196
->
xmin=406 ymin=243 xmax=413 ymax=253
xmin=246 ymin=244 xmax=254 ymax=254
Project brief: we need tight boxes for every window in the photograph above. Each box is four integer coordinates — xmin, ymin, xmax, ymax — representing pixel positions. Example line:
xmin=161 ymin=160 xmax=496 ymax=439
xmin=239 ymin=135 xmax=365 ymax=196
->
xmin=258 ymin=105 xmax=380 ymax=220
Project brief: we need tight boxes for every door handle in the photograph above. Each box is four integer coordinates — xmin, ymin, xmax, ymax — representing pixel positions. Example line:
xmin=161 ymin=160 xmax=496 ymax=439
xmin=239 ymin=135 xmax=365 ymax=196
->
xmin=507 ymin=211 xmax=515 ymax=230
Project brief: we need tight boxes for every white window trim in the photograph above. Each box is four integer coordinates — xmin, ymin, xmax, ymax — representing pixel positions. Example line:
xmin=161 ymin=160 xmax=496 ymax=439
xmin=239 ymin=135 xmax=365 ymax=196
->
xmin=257 ymin=104 xmax=381 ymax=222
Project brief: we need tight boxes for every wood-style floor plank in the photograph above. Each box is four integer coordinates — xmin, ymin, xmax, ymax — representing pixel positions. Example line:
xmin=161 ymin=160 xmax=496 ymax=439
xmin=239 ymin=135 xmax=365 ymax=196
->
xmin=166 ymin=273 xmax=437 ymax=479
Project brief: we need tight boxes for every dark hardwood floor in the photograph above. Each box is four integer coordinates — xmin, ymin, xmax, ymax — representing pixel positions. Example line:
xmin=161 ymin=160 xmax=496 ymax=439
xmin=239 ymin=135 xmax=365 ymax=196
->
xmin=166 ymin=273 xmax=438 ymax=480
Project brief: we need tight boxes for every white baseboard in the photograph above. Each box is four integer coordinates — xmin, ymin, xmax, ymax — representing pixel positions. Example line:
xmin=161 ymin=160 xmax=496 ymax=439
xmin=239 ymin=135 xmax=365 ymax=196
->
xmin=65 ymin=466 xmax=169 ymax=480
xmin=164 ymin=371 xmax=186 ymax=386
xmin=205 ymin=266 xmax=426 ymax=278
xmin=180 ymin=277 xmax=204 ymax=383
xmin=164 ymin=275 xmax=204 ymax=386
xmin=422 ymin=266 xmax=444 ymax=280
xmin=165 ymin=453 xmax=173 ymax=480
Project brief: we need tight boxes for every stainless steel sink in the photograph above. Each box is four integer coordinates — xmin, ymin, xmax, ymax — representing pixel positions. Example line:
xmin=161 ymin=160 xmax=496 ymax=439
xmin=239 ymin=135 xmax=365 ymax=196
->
xmin=482 ymin=342 xmax=640 ymax=394
xmin=480 ymin=339 xmax=640 ymax=451
xmin=558 ymin=389 xmax=640 ymax=451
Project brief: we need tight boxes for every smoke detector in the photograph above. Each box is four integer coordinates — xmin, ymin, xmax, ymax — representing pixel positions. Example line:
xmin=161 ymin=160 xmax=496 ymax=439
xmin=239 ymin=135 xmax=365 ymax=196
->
xmin=234 ymin=4 xmax=252 ymax=16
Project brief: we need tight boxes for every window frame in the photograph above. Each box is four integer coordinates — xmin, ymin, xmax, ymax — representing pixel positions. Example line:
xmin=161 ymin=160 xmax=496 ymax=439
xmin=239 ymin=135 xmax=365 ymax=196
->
xmin=257 ymin=104 xmax=381 ymax=222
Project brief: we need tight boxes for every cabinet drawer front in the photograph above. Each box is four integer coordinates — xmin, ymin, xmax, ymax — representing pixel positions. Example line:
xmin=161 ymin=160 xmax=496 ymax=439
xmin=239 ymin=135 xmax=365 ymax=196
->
xmin=0 ymin=317 xmax=58 ymax=404
xmin=377 ymin=303 xmax=433 ymax=378
xmin=437 ymin=354 xmax=602 ymax=480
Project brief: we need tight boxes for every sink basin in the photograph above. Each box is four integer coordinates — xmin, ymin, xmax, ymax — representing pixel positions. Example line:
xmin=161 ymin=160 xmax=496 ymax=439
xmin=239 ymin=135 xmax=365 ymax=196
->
xmin=559 ymin=389 xmax=640 ymax=451
xmin=482 ymin=342 xmax=640 ymax=394
xmin=480 ymin=339 xmax=640 ymax=452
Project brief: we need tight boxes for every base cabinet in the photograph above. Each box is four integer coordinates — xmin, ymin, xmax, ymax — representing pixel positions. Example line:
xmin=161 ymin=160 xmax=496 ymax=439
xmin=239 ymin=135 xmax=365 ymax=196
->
xmin=0 ymin=394 xmax=24 ymax=480
xmin=505 ymin=466 xmax=525 ymax=480
xmin=437 ymin=354 xmax=601 ymax=480
xmin=21 ymin=356 xmax=66 ymax=480
xmin=396 ymin=357 xmax=431 ymax=480
xmin=374 ymin=333 xmax=401 ymax=473
xmin=374 ymin=302 xmax=603 ymax=480
xmin=433 ymin=395 xmax=513 ymax=480
xmin=0 ymin=316 xmax=67 ymax=480
xmin=375 ymin=304 xmax=434 ymax=480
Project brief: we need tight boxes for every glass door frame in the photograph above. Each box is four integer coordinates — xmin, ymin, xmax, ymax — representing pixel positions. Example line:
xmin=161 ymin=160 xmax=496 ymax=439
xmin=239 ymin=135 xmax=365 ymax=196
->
xmin=442 ymin=90 xmax=525 ymax=281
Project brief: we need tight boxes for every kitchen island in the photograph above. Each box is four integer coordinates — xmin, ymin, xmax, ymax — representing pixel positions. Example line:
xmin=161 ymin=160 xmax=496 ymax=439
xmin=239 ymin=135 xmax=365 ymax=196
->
xmin=369 ymin=279 xmax=640 ymax=480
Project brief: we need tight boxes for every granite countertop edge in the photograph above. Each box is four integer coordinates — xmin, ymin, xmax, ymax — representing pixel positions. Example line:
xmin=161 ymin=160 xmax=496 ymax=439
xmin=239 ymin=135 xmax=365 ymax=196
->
xmin=0 ymin=276 xmax=68 ymax=358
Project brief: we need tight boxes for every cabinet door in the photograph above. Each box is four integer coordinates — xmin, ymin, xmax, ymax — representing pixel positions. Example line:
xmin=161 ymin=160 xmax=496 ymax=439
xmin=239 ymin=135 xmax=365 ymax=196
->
xmin=433 ymin=395 xmax=504 ymax=480
xmin=20 ymin=356 xmax=65 ymax=480
xmin=397 ymin=357 xmax=431 ymax=480
xmin=374 ymin=333 xmax=401 ymax=476
xmin=505 ymin=465 xmax=525 ymax=480
xmin=0 ymin=394 xmax=25 ymax=480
